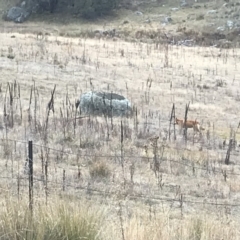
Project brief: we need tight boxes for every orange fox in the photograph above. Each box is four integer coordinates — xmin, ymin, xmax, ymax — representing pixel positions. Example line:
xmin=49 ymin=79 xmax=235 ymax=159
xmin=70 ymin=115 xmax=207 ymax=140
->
xmin=175 ymin=117 xmax=205 ymax=133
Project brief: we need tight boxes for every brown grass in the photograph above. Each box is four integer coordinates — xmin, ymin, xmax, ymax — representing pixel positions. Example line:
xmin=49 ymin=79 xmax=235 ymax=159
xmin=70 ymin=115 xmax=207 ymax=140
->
xmin=0 ymin=2 xmax=240 ymax=238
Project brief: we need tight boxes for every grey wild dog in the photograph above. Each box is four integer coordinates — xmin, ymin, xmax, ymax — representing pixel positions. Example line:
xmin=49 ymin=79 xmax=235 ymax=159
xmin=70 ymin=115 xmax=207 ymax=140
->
xmin=175 ymin=117 xmax=205 ymax=134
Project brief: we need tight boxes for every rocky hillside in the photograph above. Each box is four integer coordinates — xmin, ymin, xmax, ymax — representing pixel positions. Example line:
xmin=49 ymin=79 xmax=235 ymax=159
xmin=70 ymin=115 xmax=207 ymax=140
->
xmin=1 ymin=0 xmax=240 ymax=47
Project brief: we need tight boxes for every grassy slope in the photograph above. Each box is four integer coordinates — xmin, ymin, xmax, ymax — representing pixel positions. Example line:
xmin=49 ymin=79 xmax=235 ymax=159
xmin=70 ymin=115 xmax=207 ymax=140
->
xmin=0 ymin=0 xmax=235 ymax=44
xmin=0 ymin=1 xmax=240 ymax=240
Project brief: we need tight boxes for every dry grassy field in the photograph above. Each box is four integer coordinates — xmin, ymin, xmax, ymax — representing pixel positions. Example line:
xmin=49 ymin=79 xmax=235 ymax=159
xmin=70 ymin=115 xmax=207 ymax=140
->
xmin=1 ymin=3 xmax=240 ymax=239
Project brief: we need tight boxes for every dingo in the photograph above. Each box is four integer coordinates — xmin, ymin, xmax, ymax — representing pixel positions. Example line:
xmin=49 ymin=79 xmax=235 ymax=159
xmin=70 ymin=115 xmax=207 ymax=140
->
xmin=175 ymin=117 xmax=205 ymax=133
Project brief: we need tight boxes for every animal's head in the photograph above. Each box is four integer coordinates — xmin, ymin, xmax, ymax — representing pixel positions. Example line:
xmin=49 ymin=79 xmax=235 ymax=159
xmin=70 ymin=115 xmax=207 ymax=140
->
xmin=175 ymin=117 xmax=182 ymax=124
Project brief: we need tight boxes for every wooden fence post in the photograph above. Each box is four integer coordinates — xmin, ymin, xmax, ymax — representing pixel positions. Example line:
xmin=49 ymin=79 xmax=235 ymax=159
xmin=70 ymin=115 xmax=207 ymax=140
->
xmin=28 ymin=140 xmax=33 ymax=213
xmin=168 ymin=103 xmax=176 ymax=141
xmin=63 ymin=169 xmax=66 ymax=191
xmin=120 ymin=121 xmax=125 ymax=188
xmin=184 ymin=102 xmax=190 ymax=144
xmin=225 ymin=138 xmax=233 ymax=165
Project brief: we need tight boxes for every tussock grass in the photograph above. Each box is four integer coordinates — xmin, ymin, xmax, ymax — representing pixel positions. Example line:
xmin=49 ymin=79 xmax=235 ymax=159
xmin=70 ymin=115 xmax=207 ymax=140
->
xmin=0 ymin=196 xmax=102 ymax=240
xmin=89 ymin=160 xmax=111 ymax=179
xmin=1 ymin=2 xmax=240 ymax=238
xmin=124 ymin=214 xmax=238 ymax=240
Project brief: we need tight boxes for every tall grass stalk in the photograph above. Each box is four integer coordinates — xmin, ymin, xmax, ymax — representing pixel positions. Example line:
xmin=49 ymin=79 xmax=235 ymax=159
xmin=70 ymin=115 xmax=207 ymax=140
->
xmin=0 ymin=195 xmax=102 ymax=240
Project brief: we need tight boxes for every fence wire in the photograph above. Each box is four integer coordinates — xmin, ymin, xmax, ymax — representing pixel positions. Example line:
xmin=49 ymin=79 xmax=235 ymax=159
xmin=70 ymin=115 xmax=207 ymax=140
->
xmin=0 ymin=137 xmax=239 ymax=209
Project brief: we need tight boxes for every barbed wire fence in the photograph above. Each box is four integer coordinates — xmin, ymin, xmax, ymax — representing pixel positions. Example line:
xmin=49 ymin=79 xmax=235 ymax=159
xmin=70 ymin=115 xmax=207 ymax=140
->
xmin=0 ymin=81 xmax=239 ymax=219
xmin=0 ymin=136 xmax=239 ymax=217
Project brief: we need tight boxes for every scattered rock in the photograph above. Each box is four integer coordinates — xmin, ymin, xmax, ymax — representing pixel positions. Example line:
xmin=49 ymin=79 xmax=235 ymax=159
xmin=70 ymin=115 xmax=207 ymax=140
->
xmin=3 ymin=6 xmax=30 ymax=23
xmin=207 ymin=10 xmax=218 ymax=14
xmin=135 ymin=11 xmax=143 ymax=16
xmin=222 ymin=3 xmax=230 ymax=8
xmin=79 ymin=91 xmax=132 ymax=117
xmin=180 ymin=0 xmax=194 ymax=8
xmin=165 ymin=16 xmax=172 ymax=23
xmin=162 ymin=16 xmax=172 ymax=24
xmin=20 ymin=1 xmax=26 ymax=8
xmin=227 ymin=20 xmax=234 ymax=29
xmin=216 ymin=26 xmax=225 ymax=31
xmin=3 ymin=0 xmax=59 ymax=23
xmin=170 ymin=38 xmax=195 ymax=47
xmin=144 ymin=18 xmax=151 ymax=23
xmin=171 ymin=8 xmax=179 ymax=11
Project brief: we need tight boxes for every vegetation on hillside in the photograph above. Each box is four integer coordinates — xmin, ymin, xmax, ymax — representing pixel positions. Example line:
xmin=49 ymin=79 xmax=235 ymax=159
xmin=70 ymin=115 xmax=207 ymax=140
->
xmin=78 ymin=0 xmax=119 ymax=18
xmin=24 ymin=0 xmax=120 ymax=18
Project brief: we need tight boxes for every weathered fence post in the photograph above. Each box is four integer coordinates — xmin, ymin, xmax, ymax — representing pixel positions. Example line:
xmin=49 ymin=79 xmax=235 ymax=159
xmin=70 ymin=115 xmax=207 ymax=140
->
xmin=168 ymin=103 xmax=176 ymax=141
xmin=63 ymin=169 xmax=66 ymax=191
xmin=184 ymin=102 xmax=190 ymax=144
xmin=225 ymin=138 xmax=233 ymax=165
xmin=120 ymin=121 xmax=126 ymax=188
xmin=28 ymin=140 xmax=33 ymax=213
xmin=45 ymin=151 xmax=49 ymax=205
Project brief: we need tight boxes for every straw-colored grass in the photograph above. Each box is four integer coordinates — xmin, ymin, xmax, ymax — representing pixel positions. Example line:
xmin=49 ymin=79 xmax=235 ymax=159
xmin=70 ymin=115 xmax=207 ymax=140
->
xmin=0 ymin=196 xmax=102 ymax=240
xmin=0 ymin=0 xmax=240 ymax=239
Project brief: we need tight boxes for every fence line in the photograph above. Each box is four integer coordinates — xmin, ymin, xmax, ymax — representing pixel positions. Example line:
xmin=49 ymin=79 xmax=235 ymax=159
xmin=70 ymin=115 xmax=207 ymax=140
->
xmin=0 ymin=137 xmax=232 ymax=153
xmin=0 ymin=171 xmax=239 ymax=208
xmin=0 ymin=137 xmax=239 ymax=177
xmin=41 ymin=180 xmax=240 ymax=207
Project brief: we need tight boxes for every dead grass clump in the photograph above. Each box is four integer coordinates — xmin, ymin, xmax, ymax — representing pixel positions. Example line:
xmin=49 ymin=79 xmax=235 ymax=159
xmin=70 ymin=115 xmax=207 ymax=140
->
xmin=7 ymin=46 xmax=15 ymax=59
xmin=229 ymin=180 xmax=240 ymax=192
xmin=89 ymin=160 xmax=111 ymax=180
xmin=80 ymin=139 xmax=101 ymax=149
xmin=1 ymin=140 xmax=12 ymax=159
xmin=59 ymin=29 xmax=96 ymax=39
xmin=182 ymin=216 xmax=237 ymax=240
xmin=0 ymin=197 xmax=101 ymax=240
xmin=196 ymin=14 xmax=204 ymax=21
xmin=134 ymin=28 xmax=166 ymax=41
xmin=125 ymin=214 xmax=237 ymax=240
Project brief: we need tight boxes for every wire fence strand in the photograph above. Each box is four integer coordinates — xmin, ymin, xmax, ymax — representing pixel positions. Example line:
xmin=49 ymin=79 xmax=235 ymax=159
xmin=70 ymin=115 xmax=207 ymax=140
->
xmin=0 ymin=137 xmax=240 ymax=209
